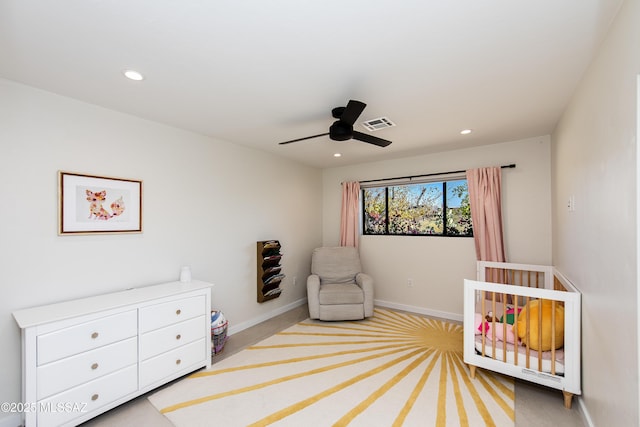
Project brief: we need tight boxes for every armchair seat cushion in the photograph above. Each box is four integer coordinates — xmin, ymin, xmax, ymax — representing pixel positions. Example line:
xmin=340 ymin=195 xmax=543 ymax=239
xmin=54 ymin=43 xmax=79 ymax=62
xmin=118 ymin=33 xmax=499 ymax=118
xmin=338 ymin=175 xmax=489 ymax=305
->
xmin=318 ymin=283 xmax=365 ymax=305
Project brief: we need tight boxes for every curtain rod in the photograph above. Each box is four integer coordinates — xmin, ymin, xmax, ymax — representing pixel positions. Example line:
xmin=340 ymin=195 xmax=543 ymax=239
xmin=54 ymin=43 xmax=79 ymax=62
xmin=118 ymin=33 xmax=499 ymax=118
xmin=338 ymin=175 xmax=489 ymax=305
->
xmin=357 ymin=163 xmax=516 ymax=185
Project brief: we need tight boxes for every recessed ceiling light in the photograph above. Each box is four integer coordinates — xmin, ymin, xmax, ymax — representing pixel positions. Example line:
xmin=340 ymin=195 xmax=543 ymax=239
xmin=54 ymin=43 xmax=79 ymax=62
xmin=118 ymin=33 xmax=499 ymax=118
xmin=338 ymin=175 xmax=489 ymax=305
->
xmin=123 ymin=69 xmax=144 ymax=81
xmin=334 ymin=153 xmax=342 ymax=158
xmin=460 ymin=129 xmax=472 ymax=135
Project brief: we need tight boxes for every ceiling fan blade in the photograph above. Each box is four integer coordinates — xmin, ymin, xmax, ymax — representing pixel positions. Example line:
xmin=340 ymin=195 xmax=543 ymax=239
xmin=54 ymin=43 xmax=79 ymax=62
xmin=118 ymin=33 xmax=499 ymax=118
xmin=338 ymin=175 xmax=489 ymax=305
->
xmin=339 ymin=100 xmax=366 ymax=125
xmin=278 ymin=132 xmax=330 ymax=145
xmin=352 ymin=131 xmax=392 ymax=147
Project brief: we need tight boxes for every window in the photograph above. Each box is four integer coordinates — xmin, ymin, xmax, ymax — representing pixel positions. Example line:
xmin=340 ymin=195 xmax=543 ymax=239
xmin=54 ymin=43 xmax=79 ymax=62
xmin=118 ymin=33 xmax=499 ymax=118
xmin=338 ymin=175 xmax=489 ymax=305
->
xmin=362 ymin=179 xmax=472 ymax=236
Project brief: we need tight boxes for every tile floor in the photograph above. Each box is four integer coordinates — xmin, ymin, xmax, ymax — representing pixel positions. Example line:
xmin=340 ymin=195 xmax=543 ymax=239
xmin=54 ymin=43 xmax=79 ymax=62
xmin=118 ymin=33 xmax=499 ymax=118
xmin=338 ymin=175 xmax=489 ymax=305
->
xmin=81 ymin=305 xmax=587 ymax=427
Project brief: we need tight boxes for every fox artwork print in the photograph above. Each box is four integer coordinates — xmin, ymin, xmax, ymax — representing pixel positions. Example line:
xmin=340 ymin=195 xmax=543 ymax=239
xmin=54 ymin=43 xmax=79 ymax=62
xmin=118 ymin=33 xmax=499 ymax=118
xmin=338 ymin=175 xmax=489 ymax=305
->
xmin=86 ymin=189 xmax=125 ymax=220
xmin=59 ymin=171 xmax=142 ymax=234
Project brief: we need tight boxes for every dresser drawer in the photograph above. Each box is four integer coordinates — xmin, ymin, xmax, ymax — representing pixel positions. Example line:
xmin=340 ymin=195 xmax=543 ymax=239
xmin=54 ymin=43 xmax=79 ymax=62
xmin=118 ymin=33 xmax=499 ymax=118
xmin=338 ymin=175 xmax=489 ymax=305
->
xmin=140 ymin=316 xmax=205 ymax=360
xmin=37 ymin=310 xmax=137 ymax=365
xmin=37 ymin=337 xmax=137 ymax=400
xmin=140 ymin=339 xmax=206 ymax=388
xmin=139 ymin=296 xmax=205 ymax=333
xmin=37 ymin=364 xmax=138 ymax=427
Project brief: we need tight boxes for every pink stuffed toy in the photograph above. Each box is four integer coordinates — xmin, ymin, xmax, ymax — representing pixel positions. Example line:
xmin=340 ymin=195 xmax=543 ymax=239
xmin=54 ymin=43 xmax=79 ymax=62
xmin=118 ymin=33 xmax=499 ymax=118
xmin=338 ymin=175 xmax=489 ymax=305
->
xmin=475 ymin=313 xmax=488 ymax=333
xmin=474 ymin=313 xmax=516 ymax=344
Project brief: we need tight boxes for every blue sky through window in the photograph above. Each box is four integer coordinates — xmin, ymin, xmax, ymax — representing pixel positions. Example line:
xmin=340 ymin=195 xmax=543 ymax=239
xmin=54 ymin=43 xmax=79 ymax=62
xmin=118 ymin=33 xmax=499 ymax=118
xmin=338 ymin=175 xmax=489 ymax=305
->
xmin=447 ymin=179 xmax=467 ymax=208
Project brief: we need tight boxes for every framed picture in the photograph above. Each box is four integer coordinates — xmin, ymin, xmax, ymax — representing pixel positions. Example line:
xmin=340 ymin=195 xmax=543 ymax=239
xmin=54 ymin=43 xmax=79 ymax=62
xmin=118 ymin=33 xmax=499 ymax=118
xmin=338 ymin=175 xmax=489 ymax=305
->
xmin=58 ymin=171 xmax=143 ymax=235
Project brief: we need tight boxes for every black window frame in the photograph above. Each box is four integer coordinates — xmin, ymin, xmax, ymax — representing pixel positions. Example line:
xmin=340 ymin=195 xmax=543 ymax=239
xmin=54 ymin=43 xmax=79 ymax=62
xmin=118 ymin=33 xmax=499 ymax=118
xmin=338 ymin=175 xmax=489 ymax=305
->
xmin=361 ymin=179 xmax=473 ymax=237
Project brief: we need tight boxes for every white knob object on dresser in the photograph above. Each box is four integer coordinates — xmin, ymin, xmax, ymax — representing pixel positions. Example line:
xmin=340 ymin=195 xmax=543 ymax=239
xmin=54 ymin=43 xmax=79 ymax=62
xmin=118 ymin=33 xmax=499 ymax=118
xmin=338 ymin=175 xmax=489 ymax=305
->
xmin=13 ymin=280 xmax=213 ymax=427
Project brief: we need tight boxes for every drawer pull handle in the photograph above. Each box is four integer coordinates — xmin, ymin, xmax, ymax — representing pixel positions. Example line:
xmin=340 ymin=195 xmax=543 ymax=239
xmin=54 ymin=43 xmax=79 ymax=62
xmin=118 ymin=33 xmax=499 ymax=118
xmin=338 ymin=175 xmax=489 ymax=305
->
xmin=91 ymin=363 xmax=99 ymax=370
xmin=176 ymin=359 xmax=181 ymax=365
xmin=176 ymin=334 xmax=182 ymax=340
xmin=91 ymin=332 xmax=99 ymax=339
xmin=176 ymin=309 xmax=182 ymax=315
xmin=91 ymin=394 xmax=99 ymax=401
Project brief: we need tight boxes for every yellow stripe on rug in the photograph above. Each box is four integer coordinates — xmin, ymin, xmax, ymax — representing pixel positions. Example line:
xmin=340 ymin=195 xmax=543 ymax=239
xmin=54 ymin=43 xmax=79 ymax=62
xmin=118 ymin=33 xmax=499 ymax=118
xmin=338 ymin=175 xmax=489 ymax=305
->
xmin=148 ymin=308 xmax=514 ymax=426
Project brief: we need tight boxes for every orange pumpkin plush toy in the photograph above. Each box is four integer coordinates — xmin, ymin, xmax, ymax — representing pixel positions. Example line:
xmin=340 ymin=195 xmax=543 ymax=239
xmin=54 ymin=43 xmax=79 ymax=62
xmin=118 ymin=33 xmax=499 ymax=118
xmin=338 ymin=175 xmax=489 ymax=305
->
xmin=514 ymin=299 xmax=564 ymax=351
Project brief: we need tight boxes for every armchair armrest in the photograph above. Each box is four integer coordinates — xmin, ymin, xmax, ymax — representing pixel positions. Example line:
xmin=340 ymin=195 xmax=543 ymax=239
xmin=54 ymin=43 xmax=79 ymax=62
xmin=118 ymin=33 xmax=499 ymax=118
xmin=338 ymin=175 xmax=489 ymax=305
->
xmin=356 ymin=273 xmax=374 ymax=317
xmin=355 ymin=272 xmax=373 ymax=290
xmin=307 ymin=274 xmax=321 ymax=319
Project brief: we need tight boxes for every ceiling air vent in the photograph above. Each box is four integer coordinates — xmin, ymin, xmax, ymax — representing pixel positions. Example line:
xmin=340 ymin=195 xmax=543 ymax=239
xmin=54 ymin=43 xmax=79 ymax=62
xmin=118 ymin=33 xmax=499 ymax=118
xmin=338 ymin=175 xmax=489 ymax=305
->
xmin=361 ymin=117 xmax=396 ymax=132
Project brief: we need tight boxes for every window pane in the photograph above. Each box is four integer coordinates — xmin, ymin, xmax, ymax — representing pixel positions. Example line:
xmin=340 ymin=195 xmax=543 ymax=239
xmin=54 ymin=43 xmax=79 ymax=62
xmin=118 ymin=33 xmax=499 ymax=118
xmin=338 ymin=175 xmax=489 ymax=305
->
xmin=445 ymin=180 xmax=473 ymax=236
xmin=388 ymin=183 xmax=443 ymax=234
xmin=362 ymin=179 xmax=473 ymax=237
xmin=363 ymin=187 xmax=386 ymax=234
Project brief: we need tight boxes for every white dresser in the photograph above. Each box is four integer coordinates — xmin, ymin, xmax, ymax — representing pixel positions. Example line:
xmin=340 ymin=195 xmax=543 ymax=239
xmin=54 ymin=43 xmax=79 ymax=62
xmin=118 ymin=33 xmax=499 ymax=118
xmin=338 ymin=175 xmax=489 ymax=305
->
xmin=13 ymin=280 xmax=213 ymax=427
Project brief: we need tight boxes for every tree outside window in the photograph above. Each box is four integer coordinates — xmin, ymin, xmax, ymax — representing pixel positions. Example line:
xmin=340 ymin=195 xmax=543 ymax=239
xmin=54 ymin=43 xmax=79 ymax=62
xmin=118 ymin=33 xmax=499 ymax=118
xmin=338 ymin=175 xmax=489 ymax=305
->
xmin=363 ymin=179 xmax=472 ymax=237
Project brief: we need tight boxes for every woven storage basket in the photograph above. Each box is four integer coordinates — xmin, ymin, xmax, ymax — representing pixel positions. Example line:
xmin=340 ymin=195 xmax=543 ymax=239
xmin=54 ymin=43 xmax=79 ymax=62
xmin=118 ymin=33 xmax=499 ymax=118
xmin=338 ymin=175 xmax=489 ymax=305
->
xmin=211 ymin=311 xmax=228 ymax=355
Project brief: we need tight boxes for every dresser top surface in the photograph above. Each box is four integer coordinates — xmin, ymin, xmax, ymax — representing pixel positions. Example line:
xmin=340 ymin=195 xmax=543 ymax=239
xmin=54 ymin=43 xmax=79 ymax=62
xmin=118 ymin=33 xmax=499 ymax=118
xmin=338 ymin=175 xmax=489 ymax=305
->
xmin=13 ymin=280 xmax=214 ymax=328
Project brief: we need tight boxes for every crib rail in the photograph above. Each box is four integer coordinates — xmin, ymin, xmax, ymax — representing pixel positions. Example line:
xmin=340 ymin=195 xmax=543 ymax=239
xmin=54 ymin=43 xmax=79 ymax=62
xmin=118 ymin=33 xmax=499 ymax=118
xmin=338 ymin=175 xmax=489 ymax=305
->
xmin=477 ymin=261 xmax=553 ymax=289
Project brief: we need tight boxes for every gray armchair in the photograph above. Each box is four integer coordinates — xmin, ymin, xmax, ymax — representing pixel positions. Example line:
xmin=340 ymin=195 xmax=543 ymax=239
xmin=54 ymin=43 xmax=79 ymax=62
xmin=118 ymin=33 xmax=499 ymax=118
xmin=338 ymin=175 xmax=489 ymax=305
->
xmin=307 ymin=247 xmax=374 ymax=321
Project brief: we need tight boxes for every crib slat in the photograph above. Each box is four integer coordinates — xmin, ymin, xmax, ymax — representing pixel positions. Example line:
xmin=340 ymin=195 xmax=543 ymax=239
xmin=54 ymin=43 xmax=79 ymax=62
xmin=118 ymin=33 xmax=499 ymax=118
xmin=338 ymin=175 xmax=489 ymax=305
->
xmin=519 ymin=269 xmax=523 ymax=287
xmin=481 ymin=291 xmax=486 ymax=356
xmin=491 ymin=293 xmax=497 ymax=360
xmin=513 ymin=297 xmax=519 ymax=366
xmin=525 ymin=296 xmax=531 ymax=368
xmin=551 ymin=300 xmax=556 ymax=375
xmin=538 ymin=298 xmax=543 ymax=371
xmin=502 ymin=294 xmax=507 ymax=362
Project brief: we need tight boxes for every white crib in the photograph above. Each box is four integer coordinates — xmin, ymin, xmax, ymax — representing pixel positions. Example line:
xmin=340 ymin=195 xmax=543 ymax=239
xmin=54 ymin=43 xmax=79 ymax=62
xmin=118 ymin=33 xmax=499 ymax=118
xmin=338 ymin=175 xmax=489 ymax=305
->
xmin=463 ymin=261 xmax=581 ymax=408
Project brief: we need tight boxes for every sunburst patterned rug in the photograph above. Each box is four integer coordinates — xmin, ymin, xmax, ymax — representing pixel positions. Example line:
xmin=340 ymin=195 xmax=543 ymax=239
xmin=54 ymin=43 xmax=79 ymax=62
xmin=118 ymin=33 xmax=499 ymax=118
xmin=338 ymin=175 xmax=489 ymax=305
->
xmin=148 ymin=308 xmax=514 ymax=426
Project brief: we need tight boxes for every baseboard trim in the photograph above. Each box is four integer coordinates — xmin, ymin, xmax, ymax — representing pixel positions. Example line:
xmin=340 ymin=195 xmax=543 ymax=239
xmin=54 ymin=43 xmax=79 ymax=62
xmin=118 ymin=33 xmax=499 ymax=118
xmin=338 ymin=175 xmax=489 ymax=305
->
xmin=227 ymin=298 xmax=308 ymax=336
xmin=226 ymin=298 xmax=462 ymax=337
xmin=0 ymin=413 xmax=21 ymax=427
xmin=577 ymin=396 xmax=594 ymax=427
xmin=374 ymin=299 xmax=463 ymax=323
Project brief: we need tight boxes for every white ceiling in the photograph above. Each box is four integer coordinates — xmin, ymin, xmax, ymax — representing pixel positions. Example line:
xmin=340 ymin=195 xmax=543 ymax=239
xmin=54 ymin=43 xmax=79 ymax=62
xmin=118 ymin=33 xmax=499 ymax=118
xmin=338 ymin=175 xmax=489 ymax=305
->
xmin=0 ymin=1 xmax=624 ymax=168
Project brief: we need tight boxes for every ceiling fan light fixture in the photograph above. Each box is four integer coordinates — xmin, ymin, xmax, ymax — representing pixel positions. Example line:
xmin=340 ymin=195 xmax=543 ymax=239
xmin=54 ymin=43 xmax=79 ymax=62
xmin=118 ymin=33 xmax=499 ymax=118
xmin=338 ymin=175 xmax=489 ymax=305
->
xmin=329 ymin=121 xmax=353 ymax=141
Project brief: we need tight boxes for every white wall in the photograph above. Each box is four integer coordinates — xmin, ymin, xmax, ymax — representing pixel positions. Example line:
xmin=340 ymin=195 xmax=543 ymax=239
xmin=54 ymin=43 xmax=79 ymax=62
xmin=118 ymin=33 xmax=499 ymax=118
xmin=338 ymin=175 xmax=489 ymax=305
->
xmin=0 ymin=79 xmax=323 ymax=424
xmin=551 ymin=0 xmax=639 ymax=425
xmin=322 ymin=136 xmax=552 ymax=318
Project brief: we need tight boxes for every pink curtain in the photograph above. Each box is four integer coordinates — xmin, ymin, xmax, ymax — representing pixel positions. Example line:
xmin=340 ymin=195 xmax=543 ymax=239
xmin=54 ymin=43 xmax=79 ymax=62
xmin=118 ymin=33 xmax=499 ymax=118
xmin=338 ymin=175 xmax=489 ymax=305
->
xmin=340 ymin=181 xmax=361 ymax=247
xmin=466 ymin=167 xmax=506 ymax=263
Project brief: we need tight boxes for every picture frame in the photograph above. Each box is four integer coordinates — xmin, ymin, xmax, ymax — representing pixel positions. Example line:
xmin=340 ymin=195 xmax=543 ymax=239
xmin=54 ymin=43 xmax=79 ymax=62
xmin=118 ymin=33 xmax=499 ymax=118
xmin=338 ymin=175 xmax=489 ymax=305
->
xmin=58 ymin=171 xmax=143 ymax=235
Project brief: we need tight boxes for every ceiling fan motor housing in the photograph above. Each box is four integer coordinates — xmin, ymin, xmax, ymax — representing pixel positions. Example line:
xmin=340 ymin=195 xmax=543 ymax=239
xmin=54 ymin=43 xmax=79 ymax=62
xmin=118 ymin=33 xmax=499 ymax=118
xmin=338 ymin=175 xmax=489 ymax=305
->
xmin=329 ymin=120 xmax=353 ymax=141
xmin=331 ymin=106 xmax=346 ymax=118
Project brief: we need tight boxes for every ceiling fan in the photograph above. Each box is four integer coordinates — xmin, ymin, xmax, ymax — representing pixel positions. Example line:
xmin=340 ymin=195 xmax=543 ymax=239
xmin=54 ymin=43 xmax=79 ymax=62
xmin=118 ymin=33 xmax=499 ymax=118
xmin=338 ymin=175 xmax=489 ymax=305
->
xmin=278 ymin=100 xmax=392 ymax=147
